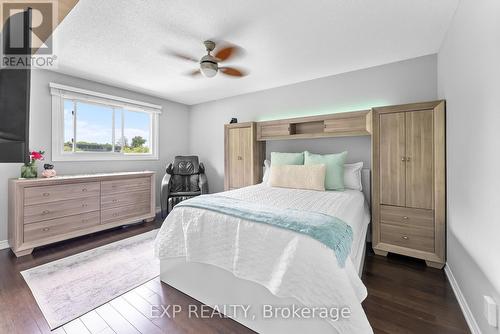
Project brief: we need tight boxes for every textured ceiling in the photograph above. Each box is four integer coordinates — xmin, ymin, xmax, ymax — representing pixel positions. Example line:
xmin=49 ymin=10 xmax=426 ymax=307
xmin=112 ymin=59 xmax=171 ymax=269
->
xmin=49 ymin=0 xmax=459 ymax=105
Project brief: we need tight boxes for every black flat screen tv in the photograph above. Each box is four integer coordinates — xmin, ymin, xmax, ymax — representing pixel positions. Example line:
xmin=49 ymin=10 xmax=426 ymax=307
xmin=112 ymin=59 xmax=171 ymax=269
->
xmin=0 ymin=8 xmax=31 ymax=163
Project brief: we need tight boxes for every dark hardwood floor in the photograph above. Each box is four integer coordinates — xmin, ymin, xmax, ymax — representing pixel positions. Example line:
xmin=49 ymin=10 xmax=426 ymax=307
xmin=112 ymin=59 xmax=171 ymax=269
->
xmin=0 ymin=220 xmax=469 ymax=334
xmin=362 ymin=250 xmax=469 ymax=334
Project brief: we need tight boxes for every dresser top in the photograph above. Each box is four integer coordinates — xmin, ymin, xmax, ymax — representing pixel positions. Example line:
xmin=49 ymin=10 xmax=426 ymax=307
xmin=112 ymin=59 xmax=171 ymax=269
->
xmin=11 ymin=171 xmax=155 ymax=186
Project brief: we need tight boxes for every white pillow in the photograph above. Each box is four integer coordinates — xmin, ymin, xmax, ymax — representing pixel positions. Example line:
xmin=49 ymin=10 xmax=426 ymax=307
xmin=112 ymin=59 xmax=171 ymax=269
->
xmin=269 ymin=164 xmax=326 ymax=191
xmin=264 ymin=159 xmax=363 ymax=191
xmin=344 ymin=162 xmax=364 ymax=191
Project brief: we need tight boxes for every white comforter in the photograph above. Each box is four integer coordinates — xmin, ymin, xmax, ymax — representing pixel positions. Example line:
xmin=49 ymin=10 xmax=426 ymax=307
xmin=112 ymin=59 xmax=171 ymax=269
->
xmin=155 ymin=184 xmax=372 ymax=333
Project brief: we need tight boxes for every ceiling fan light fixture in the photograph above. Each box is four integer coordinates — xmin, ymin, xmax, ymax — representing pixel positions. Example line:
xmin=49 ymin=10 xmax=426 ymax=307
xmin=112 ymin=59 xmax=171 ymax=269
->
xmin=200 ymin=54 xmax=218 ymax=77
xmin=200 ymin=61 xmax=218 ymax=77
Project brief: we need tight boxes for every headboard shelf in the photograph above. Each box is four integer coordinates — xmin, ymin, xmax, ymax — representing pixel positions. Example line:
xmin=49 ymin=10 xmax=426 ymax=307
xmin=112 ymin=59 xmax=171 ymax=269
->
xmin=256 ymin=109 xmax=372 ymax=141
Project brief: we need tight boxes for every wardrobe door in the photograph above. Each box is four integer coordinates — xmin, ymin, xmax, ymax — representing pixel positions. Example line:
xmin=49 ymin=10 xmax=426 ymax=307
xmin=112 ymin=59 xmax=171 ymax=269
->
xmin=228 ymin=127 xmax=243 ymax=189
xmin=239 ymin=126 xmax=253 ymax=187
xmin=405 ymin=110 xmax=434 ymax=209
xmin=379 ymin=112 xmax=406 ymax=206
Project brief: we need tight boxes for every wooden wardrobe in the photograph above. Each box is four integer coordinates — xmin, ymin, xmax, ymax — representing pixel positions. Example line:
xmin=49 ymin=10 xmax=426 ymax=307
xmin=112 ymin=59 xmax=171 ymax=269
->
xmin=224 ymin=122 xmax=266 ymax=190
xmin=372 ymin=101 xmax=445 ymax=268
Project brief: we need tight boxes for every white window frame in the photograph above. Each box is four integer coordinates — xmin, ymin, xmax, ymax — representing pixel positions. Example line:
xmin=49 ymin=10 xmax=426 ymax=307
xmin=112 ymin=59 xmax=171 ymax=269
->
xmin=50 ymin=83 xmax=161 ymax=161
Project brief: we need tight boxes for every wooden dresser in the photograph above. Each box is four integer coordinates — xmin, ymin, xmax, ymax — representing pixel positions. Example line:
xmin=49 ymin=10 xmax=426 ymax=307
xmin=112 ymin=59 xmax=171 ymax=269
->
xmin=224 ymin=122 xmax=266 ymax=190
xmin=8 ymin=171 xmax=156 ymax=257
xmin=372 ymin=101 xmax=446 ymax=268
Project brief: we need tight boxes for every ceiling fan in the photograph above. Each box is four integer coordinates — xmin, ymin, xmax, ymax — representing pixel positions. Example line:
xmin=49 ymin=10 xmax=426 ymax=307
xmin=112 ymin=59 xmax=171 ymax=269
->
xmin=170 ymin=40 xmax=248 ymax=78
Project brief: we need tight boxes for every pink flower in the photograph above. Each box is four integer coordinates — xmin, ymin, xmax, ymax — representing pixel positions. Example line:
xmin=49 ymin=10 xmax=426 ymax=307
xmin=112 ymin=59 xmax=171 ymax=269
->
xmin=30 ymin=150 xmax=45 ymax=161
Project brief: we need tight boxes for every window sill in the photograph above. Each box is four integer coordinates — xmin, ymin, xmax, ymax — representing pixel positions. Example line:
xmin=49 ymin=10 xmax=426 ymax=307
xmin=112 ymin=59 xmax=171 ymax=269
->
xmin=52 ymin=152 xmax=159 ymax=162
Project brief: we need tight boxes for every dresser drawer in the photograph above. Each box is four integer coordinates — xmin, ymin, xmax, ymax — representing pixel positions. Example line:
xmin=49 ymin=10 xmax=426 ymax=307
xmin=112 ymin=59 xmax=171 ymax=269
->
xmin=101 ymin=202 xmax=151 ymax=224
xmin=101 ymin=190 xmax=150 ymax=209
xmin=380 ymin=205 xmax=434 ymax=229
xmin=24 ymin=211 xmax=100 ymax=245
xmin=101 ymin=177 xmax=151 ymax=195
xmin=380 ymin=223 xmax=434 ymax=253
xmin=24 ymin=182 xmax=100 ymax=206
xmin=24 ymin=196 xmax=100 ymax=224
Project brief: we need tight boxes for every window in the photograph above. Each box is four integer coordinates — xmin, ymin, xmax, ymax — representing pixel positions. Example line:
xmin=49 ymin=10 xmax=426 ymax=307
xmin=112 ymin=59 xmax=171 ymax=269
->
xmin=51 ymin=83 xmax=161 ymax=161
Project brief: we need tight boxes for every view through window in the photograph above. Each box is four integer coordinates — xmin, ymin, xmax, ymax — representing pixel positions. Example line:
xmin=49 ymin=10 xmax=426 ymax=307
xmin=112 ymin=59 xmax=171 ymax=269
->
xmin=63 ymin=100 xmax=152 ymax=155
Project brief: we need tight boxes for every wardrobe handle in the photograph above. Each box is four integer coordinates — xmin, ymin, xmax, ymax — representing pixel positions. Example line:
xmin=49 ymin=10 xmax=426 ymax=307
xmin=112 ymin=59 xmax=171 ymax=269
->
xmin=406 ymin=157 xmax=411 ymax=162
xmin=401 ymin=236 xmax=409 ymax=240
xmin=237 ymin=156 xmax=243 ymax=161
xmin=401 ymin=157 xmax=406 ymax=162
xmin=403 ymin=216 xmax=409 ymax=220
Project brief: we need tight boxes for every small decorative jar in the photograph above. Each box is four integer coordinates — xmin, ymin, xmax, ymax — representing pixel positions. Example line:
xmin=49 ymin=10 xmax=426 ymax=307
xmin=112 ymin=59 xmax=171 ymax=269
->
xmin=42 ymin=164 xmax=57 ymax=178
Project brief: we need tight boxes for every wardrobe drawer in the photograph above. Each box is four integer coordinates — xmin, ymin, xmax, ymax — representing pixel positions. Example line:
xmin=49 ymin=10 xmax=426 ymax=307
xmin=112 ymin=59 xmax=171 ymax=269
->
xmin=24 ymin=196 xmax=100 ymax=224
xmin=380 ymin=223 xmax=434 ymax=253
xmin=380 ymin=205 xmax=434 ymax=229
xmin=101 ymin=177 xmax=151 ymax=195
xmin=101 ymin=202 xmax=151 ymax=225
xmin=24 ymin=182 xmax=100 ymax=206
xmin=24 ymin=211 xmax=100 ymax=245
xmin=101 ymin=190 xmax=150 ymax=209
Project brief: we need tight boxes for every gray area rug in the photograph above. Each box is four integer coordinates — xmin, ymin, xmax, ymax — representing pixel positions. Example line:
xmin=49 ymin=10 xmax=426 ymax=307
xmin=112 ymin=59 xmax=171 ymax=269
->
xmin=21 ymin=229 xmax=159 ymax=329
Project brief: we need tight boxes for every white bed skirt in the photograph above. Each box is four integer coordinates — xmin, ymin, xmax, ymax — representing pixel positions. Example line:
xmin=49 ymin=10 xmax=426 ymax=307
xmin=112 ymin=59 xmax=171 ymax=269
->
xmin=160 ymin=258 xmax=339 ymax=334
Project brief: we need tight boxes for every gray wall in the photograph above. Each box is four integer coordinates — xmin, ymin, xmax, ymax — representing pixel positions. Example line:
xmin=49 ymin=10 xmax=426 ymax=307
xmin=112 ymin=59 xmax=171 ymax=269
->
xmin=438 ymin=0 xmax=500 ymax=332
xmin=189 ymin=55 xmax=438 ymax=193
xmin=0 ymin=70 xmax=190 ymax=242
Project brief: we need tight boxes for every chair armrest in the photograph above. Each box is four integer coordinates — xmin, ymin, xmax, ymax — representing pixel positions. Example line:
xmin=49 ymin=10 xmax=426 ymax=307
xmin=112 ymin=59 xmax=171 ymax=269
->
xmin=160 ymin=173 xmax=172 ymax=218
xmin=199 ymin=163 xmax=209 ymax=194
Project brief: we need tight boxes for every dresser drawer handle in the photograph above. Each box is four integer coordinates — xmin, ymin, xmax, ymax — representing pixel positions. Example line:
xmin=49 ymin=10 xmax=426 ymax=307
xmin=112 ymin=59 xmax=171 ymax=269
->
xmin=82 ymin=203 xmax=88 ymax=208
xmin=112 ymin=213 xmax=119 ymax=217
xmin=42 ymin=192 xmax=50 ymax=197
xmin=42 ymin=210 xmax=50 ymax=215
xmin=42 ymin=227 xmax=50 ymax=232
xmin=402 ymin=216 xmax=409 ymax=220
xmin=112 ymin=199 xmax=118 ymax=203
xmin=401 ymin=236 xmax=409 ymax=240
xmin=82 ymin=188 xmax=87 ymax=192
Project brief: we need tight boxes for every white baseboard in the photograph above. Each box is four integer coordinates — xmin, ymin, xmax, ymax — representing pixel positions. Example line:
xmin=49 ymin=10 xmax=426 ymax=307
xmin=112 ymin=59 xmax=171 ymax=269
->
xmin=445 ymin=263 xmax=482 ymax=334
xmin=0 ymin=240 xmax=9 ymax=251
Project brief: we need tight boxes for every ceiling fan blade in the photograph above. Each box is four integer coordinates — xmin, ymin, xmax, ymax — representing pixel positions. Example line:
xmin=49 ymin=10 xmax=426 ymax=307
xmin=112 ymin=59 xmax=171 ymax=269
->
xmin=219 ymin=67 xmax=247 ymax=77
xmin=186 ymin=69 xmax=202 ymax=76
xmin=169 ymin=51 xmax=199 ymax=63
xmin=214 ymin=45 xmax=243 ymax=61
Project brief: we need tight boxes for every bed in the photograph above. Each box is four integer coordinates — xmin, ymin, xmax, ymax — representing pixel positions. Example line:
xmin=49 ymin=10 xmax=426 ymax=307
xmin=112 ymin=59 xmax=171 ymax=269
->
xmin=155 ymin=169 xmax=372 ymax=334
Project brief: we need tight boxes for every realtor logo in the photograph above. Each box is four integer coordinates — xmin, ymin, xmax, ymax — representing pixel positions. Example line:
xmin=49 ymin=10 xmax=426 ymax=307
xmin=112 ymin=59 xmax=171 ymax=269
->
xmin=1 ymin=0 xmax=58 ymax=68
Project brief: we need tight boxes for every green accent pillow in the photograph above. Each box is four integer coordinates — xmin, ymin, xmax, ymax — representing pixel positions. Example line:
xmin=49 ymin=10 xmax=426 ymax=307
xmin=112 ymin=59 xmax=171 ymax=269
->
xmin=304 ymin=151 xmax=347 ymax=190
xmin=270 ymin=152 xmax=304 ymax=166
